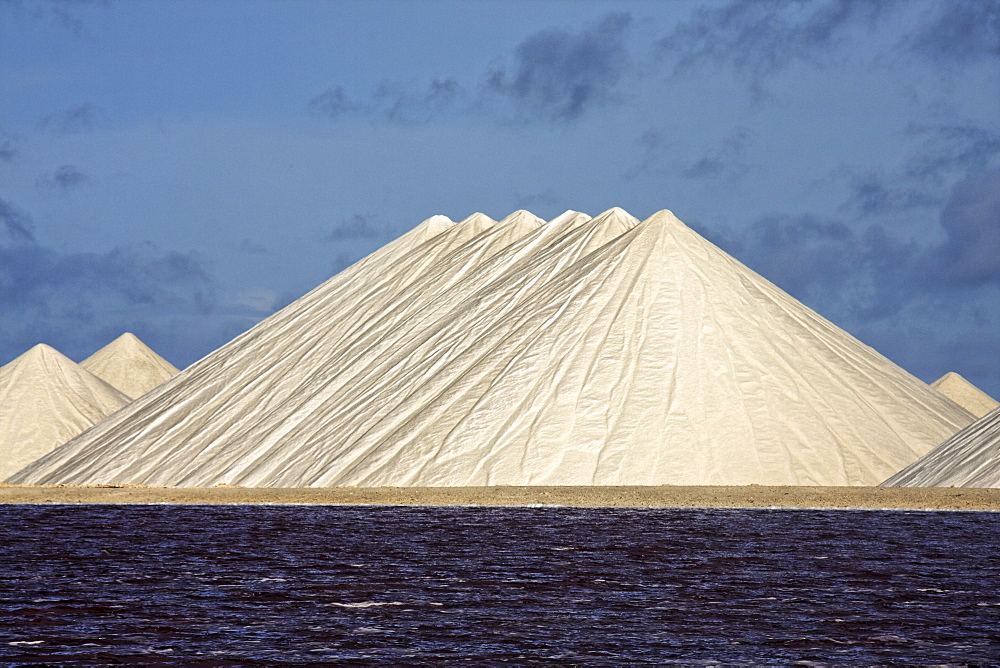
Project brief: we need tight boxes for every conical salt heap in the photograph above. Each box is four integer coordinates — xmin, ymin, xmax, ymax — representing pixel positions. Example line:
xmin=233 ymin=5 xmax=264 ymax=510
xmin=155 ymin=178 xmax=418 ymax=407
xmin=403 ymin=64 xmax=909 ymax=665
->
xmin=930 ymin=372 xmax=999 ymax=419
xmin=882 ymin=406 xmax=1000 ymax=487
xmin=81 ymin=332 xmax=180 ymax=399
xmin=0 ymin=344 xmax=130 ymax=480
xmin=8 ymin=208 xmax=974 ymax=487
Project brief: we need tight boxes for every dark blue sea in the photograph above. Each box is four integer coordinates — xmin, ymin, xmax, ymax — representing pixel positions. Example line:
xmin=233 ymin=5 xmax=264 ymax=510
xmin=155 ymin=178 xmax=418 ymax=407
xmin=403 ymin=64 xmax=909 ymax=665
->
xmin=1 ymin=505 xmax=998 ymax=664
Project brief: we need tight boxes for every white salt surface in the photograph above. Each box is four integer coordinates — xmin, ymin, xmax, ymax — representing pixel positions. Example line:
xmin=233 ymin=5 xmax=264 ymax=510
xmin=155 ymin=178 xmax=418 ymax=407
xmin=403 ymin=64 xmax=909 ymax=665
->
xmin=8 ymin=208 xmax=975 ymax=488
xmin=81 ymin=332 xmax=180 ymax=399
xmin=881 ymin=407 xmax=1000 ymax=487
xmin=930 ymin=372 xmax=999 ymax=419
xmin=0 ymin=344 xmax=130 ymax=479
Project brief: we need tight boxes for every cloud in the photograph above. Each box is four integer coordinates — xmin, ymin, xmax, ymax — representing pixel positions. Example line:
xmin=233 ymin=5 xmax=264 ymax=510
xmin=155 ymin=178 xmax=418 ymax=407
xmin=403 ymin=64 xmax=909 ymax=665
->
xmin=485 ymin=12 xmax=632 ymax=120
xmin=37 ymin=103 xmax=101 ymax=133
xmin=38 ymin=165 xmax=90 ymax=191
xmin=908 ymin=0 xmax=1000 ymax=62
xmin=681 ymin=127 xmax=752 ymax=181
xmin=0 ymin=198 xmax=35 ymax=242
xmin=840 ymin=170 xmax=939 ymax=217
xmin=920 ymin=169 xmax=1000 ymax=286
xmin=326 ymin=214 xmax=380 ymax=241
xmin=627 ymin=127 xmax=751 ymax=182
xmin=307 ymin=86 xmax=360 ymax=119
xmin=657 ymin=0 xmax=892 ymax=80
xmin=0 ymin=134 xmax=16 ymax=162
xmin=308 ymin=79 xmax=467 ymax=125
xmin=0 ymin=233 xmax=242 ymax=367
xmin=237 ymin=238 xmax=269 ymax=255
xmin=708 ymin=212 xmax=920 ymax=323
xmin=2 ymin=0 xmax=110 ymax=37
xmin=905 ymin=123 xmax=1000 ymax=185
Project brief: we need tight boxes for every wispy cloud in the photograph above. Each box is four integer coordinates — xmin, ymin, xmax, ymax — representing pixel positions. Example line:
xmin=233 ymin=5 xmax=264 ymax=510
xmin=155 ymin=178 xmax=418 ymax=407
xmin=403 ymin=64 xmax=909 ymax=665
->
xmin=308 ymin=79 xmax=468 ymax=125
xmin=657 ymin=0 xmax=892 ymax=83
xmin=308 ymin=12 xmax=633 ymax=125
xmin=0 ymin=197 xmax=35 ymax=242
xmin=0 ymin=134 xmax=16 ymax=162
xmin=907 ymin=0 xmax=1000 ymax=62
xmin=37 ymin=165 xmax=90 ymax=191
xmin=325 ymin=214 xmax=380 ymax=241
xmin=37 ymin=103 xmax=101 ymax=133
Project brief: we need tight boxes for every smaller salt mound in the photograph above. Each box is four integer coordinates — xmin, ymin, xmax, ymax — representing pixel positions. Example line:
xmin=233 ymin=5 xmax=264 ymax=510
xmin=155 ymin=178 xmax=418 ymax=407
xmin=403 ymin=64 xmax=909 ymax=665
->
xmin=881 ymin=407 xmax=1000 ymax=487
xmin=0 ymin=344 xmax=130 ymax=479
xmin=930 ymin=372 xmax=999 ymax=418
xmin=81 ymin=333 xmax=180 ymax=399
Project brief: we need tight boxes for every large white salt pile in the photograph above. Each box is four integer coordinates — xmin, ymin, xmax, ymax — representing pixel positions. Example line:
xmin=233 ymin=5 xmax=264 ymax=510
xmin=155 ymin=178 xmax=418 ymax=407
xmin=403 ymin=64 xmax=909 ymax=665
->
xmin=8 ymin=208 xmax=975 ymax=488
xmin=929 ymin=372 xmax=999 ymax=419
xmin=0 ymin=344 xmax=130 ymax=480
xmin=80 ymin=332 xmax=180 ymax=399
xmin=881 ymin=406 xmax=1000 ymax=487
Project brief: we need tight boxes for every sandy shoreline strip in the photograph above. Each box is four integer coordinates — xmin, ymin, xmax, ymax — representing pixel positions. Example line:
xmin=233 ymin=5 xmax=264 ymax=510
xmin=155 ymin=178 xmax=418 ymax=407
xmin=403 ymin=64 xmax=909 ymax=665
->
xmin=1 ymin=485 xmax=999 ymax=509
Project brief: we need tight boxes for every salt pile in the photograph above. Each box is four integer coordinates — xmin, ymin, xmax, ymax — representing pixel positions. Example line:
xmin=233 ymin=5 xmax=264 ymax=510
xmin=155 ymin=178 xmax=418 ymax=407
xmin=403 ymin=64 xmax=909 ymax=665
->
xmin=0 ymin=344 xmax=130 ymax=480
xmin=8 ymin=208 xmax=975 ymax=488
xmin=930 ymin=372 xmax=999 ymax=419
xmin=881 ymin=406 xmax=1000 ymax=487
xmin=81 ymin=332 xmax=180 ymax=399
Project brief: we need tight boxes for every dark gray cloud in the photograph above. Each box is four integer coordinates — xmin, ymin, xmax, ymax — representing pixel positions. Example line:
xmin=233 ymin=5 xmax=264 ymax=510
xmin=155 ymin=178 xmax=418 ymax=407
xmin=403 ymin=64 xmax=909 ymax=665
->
xmin=0 ymin=198 xmax=35 ymax=242
xmin=326 ymin=214 xmax=380 ymax=241
xmin=486 ymin=12 xmax=632 ymax=120
xmin=920 ymin=169 xmax=1000 ymax=286
xmin=38 ymin=164 xmax=90 ymax=190
xmin=909 ymin=0 xmax=1000 ymax=61
xmin=37 ymin=103 xmax=101 ymax=133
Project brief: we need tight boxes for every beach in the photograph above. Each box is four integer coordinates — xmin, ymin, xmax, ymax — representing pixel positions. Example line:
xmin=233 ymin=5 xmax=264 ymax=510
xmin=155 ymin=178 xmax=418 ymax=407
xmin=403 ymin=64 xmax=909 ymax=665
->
xmin=1 ymin=484 xmax=998 ymax=509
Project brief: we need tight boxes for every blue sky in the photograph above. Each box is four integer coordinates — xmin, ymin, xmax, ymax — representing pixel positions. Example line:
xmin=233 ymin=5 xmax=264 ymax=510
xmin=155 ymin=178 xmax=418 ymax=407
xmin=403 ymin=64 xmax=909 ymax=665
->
xmin=1 ymin=0 xmax=998 ymax=396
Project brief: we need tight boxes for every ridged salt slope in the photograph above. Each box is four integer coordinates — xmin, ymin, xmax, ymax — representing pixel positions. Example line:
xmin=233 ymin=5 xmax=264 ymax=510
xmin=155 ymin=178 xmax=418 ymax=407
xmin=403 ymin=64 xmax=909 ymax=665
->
xmin=6 ymin=209 xmax=560 ymax=485
xmin=930 ymin=372 xmax=999 ymax=418
xmin=0 ymin=344 xmax=130 ymax=479
xmin=81 ymin=332 xmax=180 ymax=399
xmin=10 ymin=208 xmax=974 ymax=487
xmin=881 ymin=407 xmax=1000 ymax=487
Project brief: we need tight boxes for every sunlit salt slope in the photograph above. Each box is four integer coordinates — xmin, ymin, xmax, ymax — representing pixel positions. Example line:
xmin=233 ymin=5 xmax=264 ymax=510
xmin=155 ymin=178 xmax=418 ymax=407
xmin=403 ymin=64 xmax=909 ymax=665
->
xmin=10 ymin=208 xmax=975 ymax=487
xmin=930 ymin=372 xmax=999 ymax=419
xmin=882 ymin=407 xmax=1000 ymax=487
xmin=0 ymin=344 xmax=130 ymax=480
xmin=81 ymin=332 xmax=180 ymax=399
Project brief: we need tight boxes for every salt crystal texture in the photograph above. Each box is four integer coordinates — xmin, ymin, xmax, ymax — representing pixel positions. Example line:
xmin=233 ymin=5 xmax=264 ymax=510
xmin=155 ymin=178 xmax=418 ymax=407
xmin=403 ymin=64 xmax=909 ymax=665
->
xmin=0 ymin=344 xmax=130 ymax=479
xmin=81 ymin=332 xmax=180 ymax=399
xmin=7 ymin=208 xmax=975 ymax=487
xmin=930 ymin=372 xmax=999 ymax=419
xmin=881 ymin=406 xmax=1000 ymax=487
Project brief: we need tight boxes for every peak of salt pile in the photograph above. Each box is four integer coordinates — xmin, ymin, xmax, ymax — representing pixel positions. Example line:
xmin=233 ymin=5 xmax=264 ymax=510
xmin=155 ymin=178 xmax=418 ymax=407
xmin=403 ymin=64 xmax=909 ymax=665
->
xmin=8 ymin=208 xmax=974 ymax=487
xmin=881 ymin=407 xmax=1000 ymax=487
xmin=81 ymin=332 xmax=180 ymax=399
xmin=930 ymin=372 xmax=999 ymax=419
xmin=0 ymin=344 xmax=130 ymax=480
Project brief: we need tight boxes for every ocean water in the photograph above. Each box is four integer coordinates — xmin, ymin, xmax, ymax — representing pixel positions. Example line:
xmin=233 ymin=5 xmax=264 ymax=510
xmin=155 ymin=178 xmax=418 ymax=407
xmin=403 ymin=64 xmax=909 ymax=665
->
xmin=1 ymin=505 xmax=998 ymax=664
